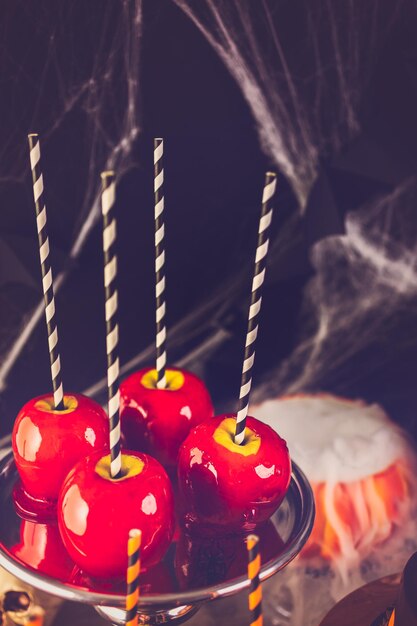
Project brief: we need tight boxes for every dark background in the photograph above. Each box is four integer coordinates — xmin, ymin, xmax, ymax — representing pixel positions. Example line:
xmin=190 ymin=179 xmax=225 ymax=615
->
xmin=1 ymin=0 xmax=417 ymax=439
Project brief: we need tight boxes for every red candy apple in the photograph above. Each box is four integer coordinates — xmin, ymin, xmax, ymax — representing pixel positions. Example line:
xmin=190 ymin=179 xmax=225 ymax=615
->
xmin=12 ymin=393 xmax=109 ymax=506
xmin=178 ymin=414 xmax=291 ymax=533
xmin=120 ymin=367 xmax=214 ymax=467
xmin=175 ymin=520 xmax=285 ymax=589
xmin=57 ymin=449 xmax=175 ymax=578
xmin=11 ymin=519 xmax=75 ymax=580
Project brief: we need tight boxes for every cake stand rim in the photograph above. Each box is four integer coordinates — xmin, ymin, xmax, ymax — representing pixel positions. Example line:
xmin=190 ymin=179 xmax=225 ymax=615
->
xmin=0 ymin=450 xmax=315 ymax=608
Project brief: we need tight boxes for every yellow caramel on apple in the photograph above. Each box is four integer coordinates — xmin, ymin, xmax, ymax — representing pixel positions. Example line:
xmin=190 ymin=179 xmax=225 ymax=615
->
xmin=35 ymin=395 xmax=78 ymax=414
xmin=95 ymin=454 xmax=145 ymax=481
xmin=213 ymin=417 xmax=261 ymax=456
xmin=140 ymin=368 xmax=185 ymax=391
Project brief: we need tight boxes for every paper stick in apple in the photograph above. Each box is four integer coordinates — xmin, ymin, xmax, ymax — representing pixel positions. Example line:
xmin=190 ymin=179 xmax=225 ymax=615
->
xmin=11 ymin=143 xmax=110 ymax=511
xmin=235 ymin=172 xmax=277 ymax=444
xmin=154 ymin=137 xmax=167 ymax=389
xmin=126 ymin=529 xmax=141 ymax=626
xmin=247 ymin=534 xmax=263 ymax=626
xmin=177 ymin=172 xmax=290 ymax=533
xmin=119 ymin=142 xmax=214 ymax=466
xmin=28 ymin=133 xmax=64 ymax=410
xmin=101 ymin=171 xmax=122 ymax=479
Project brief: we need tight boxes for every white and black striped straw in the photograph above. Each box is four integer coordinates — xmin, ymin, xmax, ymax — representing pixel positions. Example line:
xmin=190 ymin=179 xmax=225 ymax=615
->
xmin=28 ymin=134 xmax=64 ymax=411
xmin=101 ymin=171 xmax=122 ymax=479
xmin=154 ymin=138 xmax=167 ymax=389
xmin=234 ymin=172 xmax=277 ymax=445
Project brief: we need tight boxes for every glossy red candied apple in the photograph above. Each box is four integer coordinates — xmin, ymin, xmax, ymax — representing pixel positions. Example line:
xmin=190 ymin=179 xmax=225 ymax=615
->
xmin=11 ymin=519 xmax=74 ymax=580
xmin=120 ymin=367 xmax=214 ymax=467
xmin=58 ymin=450 xmax=175 ymax=578
xmin=178 ymin=414 xmax=291 ymax=533
xmin=175 ymin=520 xmax=285 ymax=589
xmin=12 ymin=393 xmax=109 ymax=505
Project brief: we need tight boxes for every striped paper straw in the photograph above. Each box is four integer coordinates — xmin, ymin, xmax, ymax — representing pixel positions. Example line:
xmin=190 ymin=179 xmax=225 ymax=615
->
xmin=154 ymin=138 xmax=167 ymax=389
xmin=101 ymin=171 xmax=122 ymax=479
xmin=126 ymin=529 xmax=141 ymax=626
xmin=28 ymin=134 xmax=64 ymax=411
xmin=234 ymin=172 xmax=277 ymax=444
xmin=247 ymin=534 xmax=263 ymax=626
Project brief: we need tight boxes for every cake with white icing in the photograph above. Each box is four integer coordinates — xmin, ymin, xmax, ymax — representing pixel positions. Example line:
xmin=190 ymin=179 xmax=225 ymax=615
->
xmin=252 ymin=393 xmax=416 ymax=559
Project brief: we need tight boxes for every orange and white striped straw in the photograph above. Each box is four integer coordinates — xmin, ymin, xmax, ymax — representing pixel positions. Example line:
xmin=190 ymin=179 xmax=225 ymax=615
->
xmin=126 ymin=529 xmax=141 ymax=626
xmin=247 ymin=534 xmax=263 ymax=626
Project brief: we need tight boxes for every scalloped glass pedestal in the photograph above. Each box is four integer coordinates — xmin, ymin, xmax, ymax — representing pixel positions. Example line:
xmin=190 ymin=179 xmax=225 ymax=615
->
xmin=0 ymin=449 xmax=314 ymax=625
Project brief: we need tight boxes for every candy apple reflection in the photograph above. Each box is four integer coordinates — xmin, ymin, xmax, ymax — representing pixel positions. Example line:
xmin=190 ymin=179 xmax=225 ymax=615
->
xmin=175 ymin=521 xmax=285 ymax=589
xmin=10 ymin=519 xmax=74 ymax=580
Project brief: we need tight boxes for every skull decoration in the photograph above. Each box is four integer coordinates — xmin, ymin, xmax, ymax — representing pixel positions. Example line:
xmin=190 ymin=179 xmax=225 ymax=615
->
xmin=0 ymin=590 xmax=44 ymax=625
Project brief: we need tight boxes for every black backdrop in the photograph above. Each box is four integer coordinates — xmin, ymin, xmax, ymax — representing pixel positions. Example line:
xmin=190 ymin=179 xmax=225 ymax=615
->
xmin=1 ymin=1 xmax=417 ymax=439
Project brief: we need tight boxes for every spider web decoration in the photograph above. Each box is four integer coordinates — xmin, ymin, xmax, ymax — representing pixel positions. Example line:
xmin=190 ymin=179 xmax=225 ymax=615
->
xmin=173 ymin=0 xmax=406 ymax=207
xmin=0 ymin=0 xmax=142 ymax=390
xmin=1 ymin=0 xmax=417 ymax=417
xmin=253 ymin=175 xmax=417 ymax=399
xmin=172 ymin=0 xmax=417 ymax=407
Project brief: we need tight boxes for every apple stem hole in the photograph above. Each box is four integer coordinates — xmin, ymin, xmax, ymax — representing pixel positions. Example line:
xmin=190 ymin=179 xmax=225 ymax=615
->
xmin=95 ymin=454 xmax=145 ymax=481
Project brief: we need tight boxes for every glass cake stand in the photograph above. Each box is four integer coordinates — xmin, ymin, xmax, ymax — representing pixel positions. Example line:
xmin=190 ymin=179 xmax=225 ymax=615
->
xmin=0 ymin=448 xmax=314 ymax=625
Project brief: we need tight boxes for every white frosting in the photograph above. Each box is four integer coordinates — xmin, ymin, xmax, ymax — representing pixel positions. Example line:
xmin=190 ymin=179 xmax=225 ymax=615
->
xmin=251 ymin=394 xmax=411 ymax=483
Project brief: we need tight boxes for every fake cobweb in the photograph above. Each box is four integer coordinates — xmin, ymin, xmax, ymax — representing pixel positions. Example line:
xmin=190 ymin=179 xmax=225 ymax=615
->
xmin=1 ymin=3 xmax=417 ymax=625
xmin=0 ymin=0 xmax=142 ymax=388
xmin=173 ymin=0 xmax=407 ymax=206
xmin=0 ymin=0 xmax=415 ymax=404
xmin=255 ymin=175 xmax=417 ymax=398
xmin=1 ymin=0 xmax=417 ymax=424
